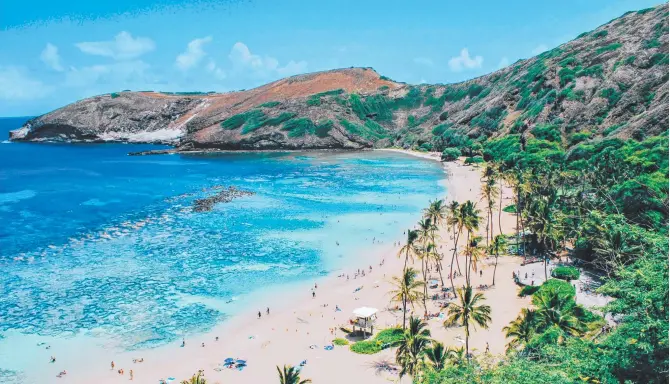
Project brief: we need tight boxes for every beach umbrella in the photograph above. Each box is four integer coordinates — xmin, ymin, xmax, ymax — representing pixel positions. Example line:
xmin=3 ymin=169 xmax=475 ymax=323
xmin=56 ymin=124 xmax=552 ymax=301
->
xmin=236 ymin=359 xmax=247 ymax=364
xmin=224 ymin=358 xmax=235 ymax=364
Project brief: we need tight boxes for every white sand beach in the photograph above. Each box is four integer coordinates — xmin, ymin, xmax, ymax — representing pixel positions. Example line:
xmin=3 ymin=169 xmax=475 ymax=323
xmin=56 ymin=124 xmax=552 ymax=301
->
xmin=29 ymin=152 xmax=533 ymax=384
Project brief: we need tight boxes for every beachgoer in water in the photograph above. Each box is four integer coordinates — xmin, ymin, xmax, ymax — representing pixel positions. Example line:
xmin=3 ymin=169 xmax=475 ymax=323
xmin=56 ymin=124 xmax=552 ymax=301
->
xmin=50 ymin=356 xmax=56 ymax=363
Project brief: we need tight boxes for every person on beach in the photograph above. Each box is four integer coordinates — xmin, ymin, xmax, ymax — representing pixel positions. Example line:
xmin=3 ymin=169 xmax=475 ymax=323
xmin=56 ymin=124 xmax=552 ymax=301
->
xmin=267 ymin=307 xmax=270 ymax=315
xmin=111 ymin=361 xmax=115 ymax=370
xmin=258 ymin=311 xmax=262 ymax=319
xmin=312 ymin=291 xmax=316 ymax=298
xmin=480 ymin=270 xmax=483 ymax=277
xmin=486 ymin=342 xmax=490 ymax=353
xmin=130 ymin=369 xmax=134 ymax=380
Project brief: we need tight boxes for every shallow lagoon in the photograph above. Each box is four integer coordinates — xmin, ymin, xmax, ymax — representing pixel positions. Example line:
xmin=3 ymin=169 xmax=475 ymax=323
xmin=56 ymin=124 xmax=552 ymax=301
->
xmin=0 ymin=118 xmax=445 ymax=379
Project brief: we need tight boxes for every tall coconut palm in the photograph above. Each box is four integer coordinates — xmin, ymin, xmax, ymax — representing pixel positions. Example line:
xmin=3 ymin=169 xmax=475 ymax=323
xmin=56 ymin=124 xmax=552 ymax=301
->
xmin=502 ymin=308 xmax=537 ymax=352
xmin=277 ymin=365 xmax=312 ymax=384
xmin=480 ymin=169 xmax=498 ymax=247
xmin=424 ymin=341 xmax=448 ymax=372
xmin=181 ymin=373 xmax=208 ymax=384
xmin=396 ymin=316 xmax=432 ymax=378
xmin=490 ymin=234 xmax=508 ymax=286
xmin=446 ymin=201 xmax=463 ymax=293
xmin=425 ymin=242 xmax=445 ymax=289
xmin=443 ymin=286 xmax=491 ymax=358
xmin=464 ymin=236 xmax=485 ymax=286
xmin=495 ymin=163 xmax=505 ymax=237
xmin=525 ymin=195 xmax=563 ymax=280
xmin=389 ymin=267 xmax=425 ymax=329
xmin=417 ymin=218 xmax=437 ymax=311
xmin=459 ymin=201 xmax=481 ymax=285
xmin=423 ymin=199 xmax=448 ymax=285
xmin=534 ymin=289 xmax=583 ymax=336
xmin=398 ymin=229 xmax=419 ymax=270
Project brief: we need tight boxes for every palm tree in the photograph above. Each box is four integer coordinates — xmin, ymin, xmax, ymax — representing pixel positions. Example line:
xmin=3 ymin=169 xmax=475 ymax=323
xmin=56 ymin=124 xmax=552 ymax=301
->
xmin=423 ymin=199 xmax=448 ymax=285
xmin=525 ymin=195 xmax=563 ymax=280
xmin=534 ymin=289 xmax=583 ymax=336
xmin=446 ymin=201 xmax=462 ymax=293
xmin=424 ymin=341 xmax=448 ymax=372
xmin=181 ymin=372 xmax=207 ymax=384
xmin=443 ymin=286 xmax=492 ymax=358
xmin=417 ymin=218 xmax=437 ymax=311
xmin=446 ymin=346 xmax=467 ymax=365
xmin=490 ymin=234 xmax=508 ymax=286
xmin=389 ymin=267 xmax=425 ymax=329
xmin=502 ymin=308 xmax=537 ymax=352
xmin=398 ymin=229 xmax=419 ymax=270
xmin=396 ymin=316 xmax=432 ymax=378
xmin=459 ymin=201 xmax=481 ymax=285
xmin=464 ymin=236 xmax=485 ymax=286
xmin=277 ymin=365 xmax=312 ymax=384
xmin=480 ymin=168 xmax=498 ymax=247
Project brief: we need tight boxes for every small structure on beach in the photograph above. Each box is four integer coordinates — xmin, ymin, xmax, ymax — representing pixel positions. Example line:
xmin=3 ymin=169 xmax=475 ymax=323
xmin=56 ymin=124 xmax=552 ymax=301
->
xmin=351 ymin=307 xmax=378 ymax=338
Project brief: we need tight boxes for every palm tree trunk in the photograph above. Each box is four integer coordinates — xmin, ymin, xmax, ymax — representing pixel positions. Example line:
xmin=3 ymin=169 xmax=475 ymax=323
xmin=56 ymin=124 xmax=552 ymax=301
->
xmin=492 ymin=250 xmax=498 ymax=286
xmin=465 ymin=322 xmax=470 ymax=360
xmin=402 ymin=295 xmax=407 ymax=330
xmin=453 ymin=229 xmax=462 ymax=274
xmin=498 ymin=185 xmax=503 ymax=236
xmin=436 ymin=254 xmax=445 ymax=287
xmin=422 ymin=258 xmax=427 ymax=314
xmin=449 ymin=252 xmax=456 ymax=295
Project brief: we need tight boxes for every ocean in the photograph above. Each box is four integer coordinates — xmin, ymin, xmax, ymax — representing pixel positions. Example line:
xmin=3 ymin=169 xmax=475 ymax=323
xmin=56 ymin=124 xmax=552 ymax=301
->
xmin=0 ymin=116 xmax=445 ymax=379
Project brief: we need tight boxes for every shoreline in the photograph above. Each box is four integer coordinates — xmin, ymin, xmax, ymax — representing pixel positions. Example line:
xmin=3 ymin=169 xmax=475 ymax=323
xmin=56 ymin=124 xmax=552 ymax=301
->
xmin=7 ymin=154 xmax=525 ymax=384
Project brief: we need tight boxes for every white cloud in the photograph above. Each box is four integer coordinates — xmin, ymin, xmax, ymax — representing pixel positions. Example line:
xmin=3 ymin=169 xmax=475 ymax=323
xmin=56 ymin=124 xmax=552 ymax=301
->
xmin=206 ymin=60 xmax=226 ymax=80
xmin=228 ymin=42 xmax=307 ymax=78
xmin=176 ymin=36 xmax=212 ymax=71
xmin=65 ymin=61 xmax=151 ymax=87
xmin=448 ymin=48 xmax=483 ymax=72
xmin=413 ymin=57 xmax=434 ymax=66
xmin=0 ymin=66 xmax=52 ymax=100
xmin=75 ymin=32 xmax=155 ymax=60
xmin=497 ymin=57 xmax=510 ymax=69
xmin=531 ymin=44 xmax=549 ymax=55
xmin=40 ymin=43 xmax=63 ymax=71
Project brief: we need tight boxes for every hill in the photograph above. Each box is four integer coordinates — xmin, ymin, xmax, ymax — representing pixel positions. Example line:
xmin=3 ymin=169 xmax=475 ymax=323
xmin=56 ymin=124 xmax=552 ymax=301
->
xmin=9 ymin=5 xmax=669 ymax=153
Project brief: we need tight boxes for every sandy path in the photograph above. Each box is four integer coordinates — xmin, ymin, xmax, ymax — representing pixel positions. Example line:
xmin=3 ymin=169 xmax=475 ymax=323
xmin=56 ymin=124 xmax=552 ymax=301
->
xmin=33 ymin=152 xmax=530 ymax=384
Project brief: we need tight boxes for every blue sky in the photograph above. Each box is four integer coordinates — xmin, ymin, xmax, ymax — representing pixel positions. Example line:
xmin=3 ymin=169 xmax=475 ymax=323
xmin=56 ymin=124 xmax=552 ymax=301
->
xmin=0 ymin=0 xmax=661 ymax=116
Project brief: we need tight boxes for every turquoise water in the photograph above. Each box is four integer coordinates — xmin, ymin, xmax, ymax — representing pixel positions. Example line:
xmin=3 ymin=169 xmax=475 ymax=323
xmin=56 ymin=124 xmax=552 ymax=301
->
xmin=0 ymin=117 xmax=445 ymax=357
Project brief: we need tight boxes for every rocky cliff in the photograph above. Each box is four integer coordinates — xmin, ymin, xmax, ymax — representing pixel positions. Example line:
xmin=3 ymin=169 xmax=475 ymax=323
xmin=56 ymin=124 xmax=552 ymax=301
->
xmin=10 ymin=5 xmax=669 ymax=152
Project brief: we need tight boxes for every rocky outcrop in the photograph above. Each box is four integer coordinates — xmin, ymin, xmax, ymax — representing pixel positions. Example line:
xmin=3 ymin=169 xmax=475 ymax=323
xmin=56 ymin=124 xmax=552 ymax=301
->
xmin=10 ymin=6 xmax=669 ymax=151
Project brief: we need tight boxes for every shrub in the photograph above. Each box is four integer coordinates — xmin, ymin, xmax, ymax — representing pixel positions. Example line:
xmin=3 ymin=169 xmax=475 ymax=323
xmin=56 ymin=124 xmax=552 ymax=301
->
xmin=637 ymin=7 xmax=654 ymax=14
xmin=518 ymin=285 xmax=540 ymax=297
xmin=378 ymin=85 xmax=389 ymax=91
xmin=441 ymin=148 xmax=461 ymax=161
xmin=332 ymin=338 xmax=349 ymax=346
xmin=569 ymin=132 xmax=591 ymax=146
xmin=503 ymin=204 xmax=517 ymax=213
xmin=600 ymin=88 xmax=622 ymax=107
xmin=532 ymin=124 xmax=561 ymax=142
xmin=432 ymin=123 xmax=450 ymax=136
xmin=221 ymin=109 xmax=265 ymax=130
xmin=551 ymin=266 xmax=581 ymax=281
xmin=464 ymin=156 xmax=484 ymax=165
xmin=110 ymin=92 xmax=120 ymax=98
xmin=439 ymin=111 xmax=449 ymax=121
xmin=593 ymin=30 xmax=608 ymax=38
xmin=258 ymin=101 xmax=280 ymax=108
xmin=603 ymin=124 xmax=623 ymax=136
xmin=596 ymin=43 xmax=622 ymax=55
xmin=349 ymin=328 xmax=403 ymax=354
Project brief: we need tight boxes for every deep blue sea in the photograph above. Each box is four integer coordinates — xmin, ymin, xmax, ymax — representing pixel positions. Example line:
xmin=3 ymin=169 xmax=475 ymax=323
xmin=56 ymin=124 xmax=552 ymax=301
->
xmin=0 ymin=117 xmax=444 ymax=358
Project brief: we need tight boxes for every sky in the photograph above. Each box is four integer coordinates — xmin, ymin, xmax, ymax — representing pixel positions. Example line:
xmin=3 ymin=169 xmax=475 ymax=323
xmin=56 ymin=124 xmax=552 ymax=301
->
xmin=0 ymin=0 xmax=662 ymax=116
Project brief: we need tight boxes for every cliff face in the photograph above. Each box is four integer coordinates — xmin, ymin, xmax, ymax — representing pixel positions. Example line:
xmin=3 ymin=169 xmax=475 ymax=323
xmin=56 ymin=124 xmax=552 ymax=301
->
xmin=10 ymin=6 xmax=669 ymax=151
